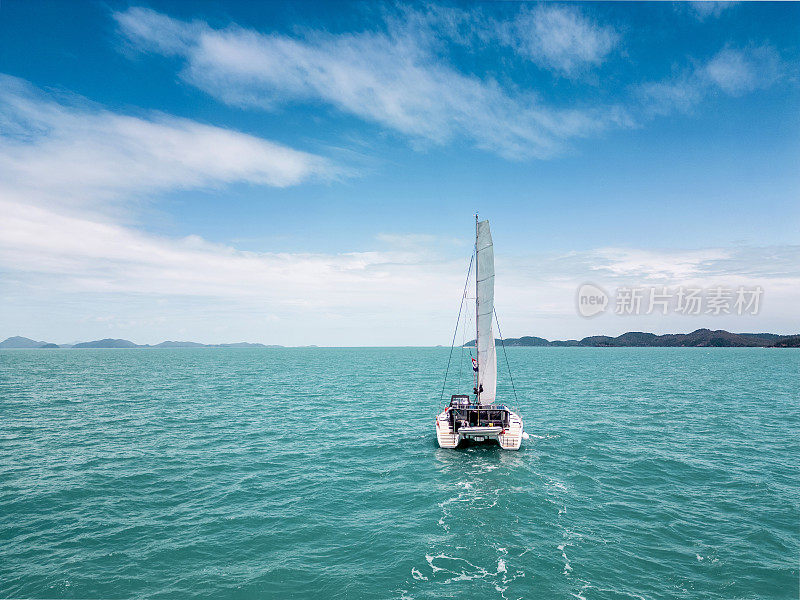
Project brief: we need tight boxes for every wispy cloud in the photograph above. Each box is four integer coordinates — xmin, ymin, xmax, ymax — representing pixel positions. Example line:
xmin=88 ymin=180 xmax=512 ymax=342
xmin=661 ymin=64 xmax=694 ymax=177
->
xmin=704 ymin=45 xmax=781 ymax=95
xmin=0 ymin=74 xmax=333 ymax=209
xmin=114 ymin=6 xmax=628 ymax=160
xmin=375 ymin=232 xmax=466 ymax=250
xmin=588 ymin=247 xmax=734 ymax=280
xmin=115 ymin=6 xmax=787 ymax=161
xmin=0 ymin=199 xmax=461 ymax=305
xmin=0 ymin=76 xmax=377 ymax=343
xmin=396 ymin=3 xmax=619 ymax=77
xmin=1 ymin=7 xmax=795 ymax=344
xmin=686 ymin=1 xmax=737 ymax=21
xmin=2 ymin=189 xmax=797 ymax=343
xmin=496 ymin=4 xmax=619 ymax=76
xmin=637 ymin=44 xmax=783 ymax=116
xmin=0 ymin=75 xmax=462 ymax=341
xmin=0 ymin=194 xmax=480 ymax=347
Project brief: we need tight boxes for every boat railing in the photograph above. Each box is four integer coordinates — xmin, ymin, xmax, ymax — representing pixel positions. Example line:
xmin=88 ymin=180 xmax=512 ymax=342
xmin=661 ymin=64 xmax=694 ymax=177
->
xmin=439 ymin=400 xmax=523 ymax=427
xmin=445 ymin=402 xmax=515 ymax=412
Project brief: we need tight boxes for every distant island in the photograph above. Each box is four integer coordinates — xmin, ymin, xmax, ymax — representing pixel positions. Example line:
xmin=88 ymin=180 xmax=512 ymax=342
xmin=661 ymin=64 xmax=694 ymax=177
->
xmin=0 ymin=336 xmax=281 ymax=349
xmin=2 ymin=329 xmax=799 ymax=349
xmin=465 ymin=329 xmax=800 ymax=348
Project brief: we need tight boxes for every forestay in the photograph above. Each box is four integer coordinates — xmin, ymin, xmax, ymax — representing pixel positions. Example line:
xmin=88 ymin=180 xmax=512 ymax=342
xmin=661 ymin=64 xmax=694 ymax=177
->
xmin=476 ymin=220 xmax=496 ymax=404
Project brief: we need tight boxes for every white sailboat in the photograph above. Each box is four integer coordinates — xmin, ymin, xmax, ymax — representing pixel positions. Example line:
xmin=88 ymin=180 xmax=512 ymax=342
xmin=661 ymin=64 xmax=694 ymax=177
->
xmin=435 ymin=217 xmax=528 ymax=450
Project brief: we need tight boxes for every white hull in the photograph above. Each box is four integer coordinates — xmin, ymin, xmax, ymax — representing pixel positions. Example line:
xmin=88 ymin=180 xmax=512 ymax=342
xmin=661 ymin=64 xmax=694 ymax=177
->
xmin=436 ymin=408 xmax=524 ymax=450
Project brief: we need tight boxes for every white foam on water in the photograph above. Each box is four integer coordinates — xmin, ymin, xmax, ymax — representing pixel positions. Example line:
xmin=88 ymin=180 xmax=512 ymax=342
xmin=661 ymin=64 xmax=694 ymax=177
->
xmin=451 ymin=572 xmax=482 ymax=582
xmin=424 ymin=554 xmax=444 ymax=573
xmin=570 ymin=582 xmax=592 ymax=600
xmin=412 ymin=549 xmax=527 ymax=600
xmin=437 ymin=481 xmax=503 ymax=534
xmin=558 ymin=544 xmax=573 ymax=574
xmin=411 ymin=567 xmax=427 ymax=581
xmin=595 ymin=587 xmax=646 ymax=600
xmin=423 ymin=553 xmax=499 ymax=584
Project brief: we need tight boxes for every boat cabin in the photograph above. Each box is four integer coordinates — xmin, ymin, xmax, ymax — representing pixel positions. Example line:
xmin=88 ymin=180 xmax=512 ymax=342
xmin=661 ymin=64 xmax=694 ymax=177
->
xmin=447 ymin=395 xmax=510 ymax=432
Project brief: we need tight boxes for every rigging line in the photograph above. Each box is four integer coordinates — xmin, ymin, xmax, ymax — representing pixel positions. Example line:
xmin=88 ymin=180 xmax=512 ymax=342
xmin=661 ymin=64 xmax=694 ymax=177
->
xmin=494 ymin=307 xmax=519 ymax=406
xmin=439 ymin=254 xmax=474 ymax=403
xmin=461 ymin=298 xmax=473 ymax=381
xmin=464 ymin=299 xmax=473 ymax=377
xmin=459 ymin=299 xmax=465 ymax=380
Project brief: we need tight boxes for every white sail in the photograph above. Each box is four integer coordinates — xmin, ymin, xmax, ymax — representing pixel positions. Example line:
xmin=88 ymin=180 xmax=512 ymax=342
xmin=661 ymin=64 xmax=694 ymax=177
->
xmin=476 ymin=220 xmax=496 ymax=404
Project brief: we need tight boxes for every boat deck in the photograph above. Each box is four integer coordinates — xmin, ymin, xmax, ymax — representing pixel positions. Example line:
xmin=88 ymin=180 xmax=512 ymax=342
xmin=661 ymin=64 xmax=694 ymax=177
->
xmin=436 ymin=395 xmax=524 ymax=450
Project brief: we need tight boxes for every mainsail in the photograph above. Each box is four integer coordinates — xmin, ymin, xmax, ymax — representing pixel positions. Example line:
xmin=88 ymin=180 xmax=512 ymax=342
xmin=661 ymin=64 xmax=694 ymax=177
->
xmin=476 ymin=220 xmax=496 ymax=404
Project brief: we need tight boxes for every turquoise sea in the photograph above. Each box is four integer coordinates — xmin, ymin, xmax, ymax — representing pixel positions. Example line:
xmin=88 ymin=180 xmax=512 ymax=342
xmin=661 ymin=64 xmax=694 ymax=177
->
xmin=1 ymin=347 xmax=798 ymax=599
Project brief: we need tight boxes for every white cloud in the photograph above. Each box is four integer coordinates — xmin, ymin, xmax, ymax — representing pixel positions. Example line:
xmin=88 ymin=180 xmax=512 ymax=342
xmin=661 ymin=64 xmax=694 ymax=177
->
xmin=0 ymin=13 xmax=795 ymax=344
xmin=498 ymin=4 xmax=618 ymax=76
xmin=0 ymin=196 xmax=473 ymax=345
xmin=114 ymin=6 xmax=627 ymax=160
xmin=2 ymin=192 xmax=797 ymax=344
xmin=638 ymin=45 xmax=782 ymax=115
xmin=376 ymin=233 xmax=437 ymax=246
xmin=704 ymin=45 xmax=781 ymax=95
xmin=115 ymin=7 xmax=786 ymax=161
xmin=0 ymin=74 xmax=333 ymax=209
xmin=0 ymin=78 xmax=461 ymax=343
xmin=0 ymin=198 xmax=453 ymax=302
xmin=687 ymin=2 xmax=737 ymax=21
xmin=636 ymin=77 xmax=705 ymax=115
xmin=588 ymin=247 xmax=733 ymax=280
xmin=394 ymin=3 xmax=619 ymax=76
xmin=114 ymin=7 xmax=791 ymax=162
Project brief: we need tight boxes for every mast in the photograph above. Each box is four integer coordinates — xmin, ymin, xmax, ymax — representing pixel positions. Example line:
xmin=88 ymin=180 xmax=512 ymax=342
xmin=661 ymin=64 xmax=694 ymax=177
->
xmin=474 ymin=213 xmax=479 ymax=403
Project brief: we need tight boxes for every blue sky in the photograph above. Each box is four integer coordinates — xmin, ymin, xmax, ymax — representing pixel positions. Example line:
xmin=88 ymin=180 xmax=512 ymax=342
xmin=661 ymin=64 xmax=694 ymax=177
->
xmin=0 ymin=1 xmax=798 ymax=345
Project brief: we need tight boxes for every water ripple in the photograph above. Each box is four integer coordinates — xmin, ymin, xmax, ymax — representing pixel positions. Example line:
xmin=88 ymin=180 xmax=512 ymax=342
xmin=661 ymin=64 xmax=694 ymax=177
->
xmin=1 ymin=347 xmax=798 ymax=599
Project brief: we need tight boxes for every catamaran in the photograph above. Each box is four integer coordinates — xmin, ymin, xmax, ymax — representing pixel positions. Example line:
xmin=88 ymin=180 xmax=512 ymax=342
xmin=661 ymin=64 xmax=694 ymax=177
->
xmin=435 ymin=217 xmax=528 ymax=450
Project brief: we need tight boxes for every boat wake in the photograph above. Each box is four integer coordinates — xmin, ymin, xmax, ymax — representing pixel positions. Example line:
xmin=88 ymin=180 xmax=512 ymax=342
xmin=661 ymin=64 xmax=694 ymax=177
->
xmin=401 ymin=456 xmax=531 ymax=599
xmin=402 ymin=549 xmax=526 ymax=600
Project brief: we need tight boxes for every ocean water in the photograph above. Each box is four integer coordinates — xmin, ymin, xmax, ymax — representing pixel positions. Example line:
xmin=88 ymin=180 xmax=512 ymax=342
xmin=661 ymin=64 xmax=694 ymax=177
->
xmin=1 ymin=347 xmax=798 ymax=600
